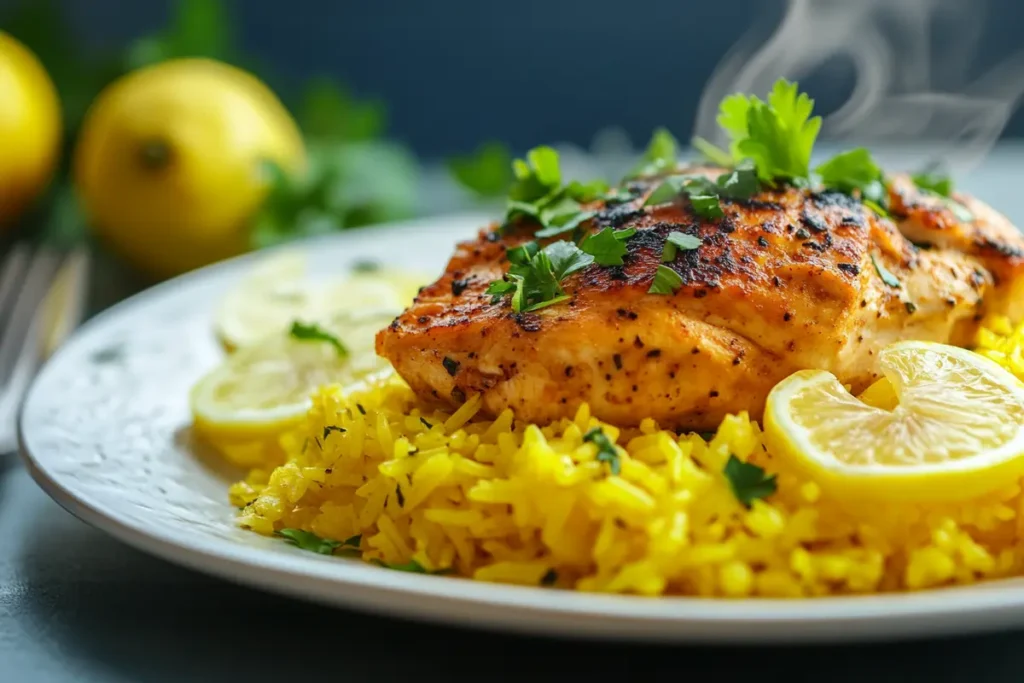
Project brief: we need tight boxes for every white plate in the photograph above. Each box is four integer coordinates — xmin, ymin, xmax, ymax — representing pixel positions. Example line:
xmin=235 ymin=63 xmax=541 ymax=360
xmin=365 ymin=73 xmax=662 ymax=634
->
xmin=19 ymin=213 xmax=1024 ymax=644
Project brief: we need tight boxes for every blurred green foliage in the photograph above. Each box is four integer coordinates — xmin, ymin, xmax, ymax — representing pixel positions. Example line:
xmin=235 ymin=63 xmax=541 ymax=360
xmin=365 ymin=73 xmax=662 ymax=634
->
xmin=447 ymin=142 xmax=513 ymax=198
xmin=2 ymin=0 xmax=509 ymax=254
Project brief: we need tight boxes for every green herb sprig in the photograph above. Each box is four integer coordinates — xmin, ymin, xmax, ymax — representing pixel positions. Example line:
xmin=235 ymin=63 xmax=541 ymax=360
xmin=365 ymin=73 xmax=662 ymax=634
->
xmin=583 ymin=427 xmax=622 ymax=475
xmin=289 ymin=321 xmax=348 ymax=356
xmin=661 ymin=231 xmax=701 ymax=262
xmin=723 ymin=455 xmax=777 ymax=507
xmin=579 ymin=228 xmax=636 ymax=266
xmin=276 ymin=529 xmax=361 ymax=555
xmin=485 ymin=239 xmax=593 ymax=312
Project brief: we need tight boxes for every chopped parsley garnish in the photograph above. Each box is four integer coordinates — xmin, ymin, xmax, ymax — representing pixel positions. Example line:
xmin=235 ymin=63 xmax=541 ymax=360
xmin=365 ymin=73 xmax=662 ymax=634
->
xmin=723 ymin=455 xmax=777 ymax=507
xmin=871 ymin=253 xmax=901 ymax=288
xmin=583 ymin=426 xmax=622 ymax=475
xmin=628 ymin=127 xmax=680 ymax=178
xmin=579 ymin=227 xmax=636 ymax=266
xmin=815 ymin=147 xmax=887 ymax=207
xmin=643 ymin=176 xmax=687 ymax=207
xmin=644 ymin=166 xmax=759 ymax=220
xmin=714 ymin=165 xmax=760 ymax=199
xmin=442 ymin=356 xmax=460 ymax=376
xmin=372 ymin=558 xmax=451 ymax=574
xmin=447 ymin=141 xmax=513 ymax=198
xmin=661 ymin=231 xmax=701 ymax=262
xmin=911 ymin=172 xmax=974 ymax=221
xmin=277 ymin=529 xmax=344 ymax=555
xmin=691 ymin=135 xmax=734 ymax=167
xmin=716 ymin=79 xmax=821 ymax=183
xmin=689 ymin=194 xmax=724 ymax=219
xmin=648 ymin=264 xmax=684 ymax=295
xmin=504 ymin=146 xmax=616 ymax=238
xmin=485 ymin=239 xmax=592 ymax=312
xmin=862 ymin=198 xmax=891 ymax=220
xmin=911 ymin=171 xmax=953 ymax=197
xmin=289 ymin=321 xmax=347 ymax=356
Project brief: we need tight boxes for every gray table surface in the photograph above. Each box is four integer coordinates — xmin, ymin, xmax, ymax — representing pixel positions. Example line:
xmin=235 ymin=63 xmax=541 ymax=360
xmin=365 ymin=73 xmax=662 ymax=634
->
xmin=7 ymin=147 xmax=1024 ymax=682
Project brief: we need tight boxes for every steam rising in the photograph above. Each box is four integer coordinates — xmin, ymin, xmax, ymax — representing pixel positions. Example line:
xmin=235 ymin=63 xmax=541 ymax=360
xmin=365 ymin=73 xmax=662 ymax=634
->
xmin=692 ymin=0 xmax=1024 ymax=174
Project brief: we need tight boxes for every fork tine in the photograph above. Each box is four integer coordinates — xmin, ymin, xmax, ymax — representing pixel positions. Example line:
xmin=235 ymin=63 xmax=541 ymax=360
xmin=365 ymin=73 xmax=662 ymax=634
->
xmin=0 ymin=248 xmax=62 ymax=389
xmin=0 ymin=244 xmax=30 ymax=324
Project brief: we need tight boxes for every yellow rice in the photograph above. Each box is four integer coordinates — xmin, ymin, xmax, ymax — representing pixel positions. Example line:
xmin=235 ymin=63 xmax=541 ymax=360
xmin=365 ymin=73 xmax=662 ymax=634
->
xmin=229 ymin=316 xmax=1024 ymax=597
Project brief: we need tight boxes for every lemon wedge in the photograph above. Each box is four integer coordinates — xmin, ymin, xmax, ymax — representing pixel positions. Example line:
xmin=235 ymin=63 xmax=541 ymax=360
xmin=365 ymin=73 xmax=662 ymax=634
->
xmin=192 ymin=309 xmax=392 ymax=463
xmin=764 ymin=341 xmax=1024 ymax=502
xmin=214 ymin=252 xmax=428 ymax=351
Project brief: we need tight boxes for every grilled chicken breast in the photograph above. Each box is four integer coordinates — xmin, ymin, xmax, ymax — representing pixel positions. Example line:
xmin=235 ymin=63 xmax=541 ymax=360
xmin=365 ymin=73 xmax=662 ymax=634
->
xmin=376 ymin=168 xmax=1024 ymax=430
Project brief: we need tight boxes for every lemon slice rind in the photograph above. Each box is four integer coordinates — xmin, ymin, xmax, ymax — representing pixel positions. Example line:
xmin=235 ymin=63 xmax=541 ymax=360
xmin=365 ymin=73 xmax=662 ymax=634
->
xmin=764 ymin=341 xmax=1024 ymax=502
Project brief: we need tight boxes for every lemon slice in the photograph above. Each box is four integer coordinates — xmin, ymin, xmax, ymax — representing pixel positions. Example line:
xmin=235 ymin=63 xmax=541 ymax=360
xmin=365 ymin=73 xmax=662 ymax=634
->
xmin=214 ymin=252 xmax=428 ymax=351
xmin=214 ymin=250 xmax=319 ymax=351
xmin=192 ymin=310 xmax=392 ymax=444
xmin=764 ymin=341 xmax=1024 ymax=502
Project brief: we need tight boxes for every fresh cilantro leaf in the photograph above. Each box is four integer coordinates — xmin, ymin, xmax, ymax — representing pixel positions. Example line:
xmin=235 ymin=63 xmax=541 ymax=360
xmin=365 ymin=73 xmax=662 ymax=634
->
xmin=485 ymin=279 xmax=516 ymax=303
xmin=644 ymin=177 xmax=686 ymax=207
xmin=815 ymin=148 xmax=886 ymax=203
xmin=862 ymin=199 xmax=891 ymax=220
xmin=277 ymin=528 xmax=343 ymax=555
xmin=290 ymin=321 xmax=348 ymax=355
xmin=689 ymin=194 xmax=724 ymax=219
xmin=526 ymin=146 xmax=561 ymax=187
xmin=509 ymin=273 xmax=526 ymax=312
xmin=503 ymin=147 xmax=610 ymax=237
xmin=546 ymin=240 xmax=594 ymax=279
xmin=691 ymin=136 xmax=734 ymax=167
xmin=723 ymin=455 xmax=777 ymax=507
xmin=567 ymin=179 xmax=612 ymax=202
xmin=488 ymin=241 xmax=592 ymax=312
xmin=580 ymin=228 xmax=634 ymax=266
xmin=447 ymin=141 xmax=513 ymax=198
xmin=909 ymin=172 xmax=972 ymax=221
xmin=911 ymin=172 xmax=952 ymax=197
xmin=715 ymin=166 xmax=760 ymax=200
xmin=341 ymin=534 xmax=362 ymax=548
xmin=372 ymin=558 xmax=451 ymax=574
xmin=628 ymin=128 xmax=679 ymax=178
xmin=508 ymin=146 xmax=562 ymax=205
xmin=870 ymin=253 xmax=901 ymax=288
xmin=722 ymin=79 xmax=822 ymax=183
xmin=583 ymin=427 xmax=621 ymax=475
xmin=507 ymin=241 xmax=540 ymax=265
xmin=718 ymin=93 xmax=752 ymax=148
xmin=662 ymin=231 xmax=702 ymax=262
xmin=649 ymin=264 xmax=684 ymax=294
xmin=534 ymin=210 xmax=595 ymax=238
xmin=523 ymin=294 xmax=571 ymax=312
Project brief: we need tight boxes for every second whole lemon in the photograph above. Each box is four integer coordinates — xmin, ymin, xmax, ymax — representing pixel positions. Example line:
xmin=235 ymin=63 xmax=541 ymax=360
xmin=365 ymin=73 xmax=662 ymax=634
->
xmin=0 ymin=32 xmax=62 ymax=228
xmin=74 ymin=58 xmax=305 ymax=279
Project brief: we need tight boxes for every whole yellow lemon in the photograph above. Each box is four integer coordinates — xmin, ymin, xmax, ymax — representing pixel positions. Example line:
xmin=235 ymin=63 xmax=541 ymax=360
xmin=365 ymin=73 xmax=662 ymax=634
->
xmin=74 ymin=58 xmax=305 ymax=279
xmin=0 ymin=32 xmax=62 ymax=227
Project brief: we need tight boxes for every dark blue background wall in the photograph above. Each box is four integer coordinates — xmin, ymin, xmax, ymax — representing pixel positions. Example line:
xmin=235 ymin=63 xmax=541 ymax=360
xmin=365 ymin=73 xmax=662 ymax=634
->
xmin=4 ymin=0 xmax=1024 ymax=158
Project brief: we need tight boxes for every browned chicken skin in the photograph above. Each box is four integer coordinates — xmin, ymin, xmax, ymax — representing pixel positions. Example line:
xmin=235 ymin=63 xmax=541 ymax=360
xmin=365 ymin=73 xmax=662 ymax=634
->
xmin=376 ymin=168 xmax=1024 ymax=430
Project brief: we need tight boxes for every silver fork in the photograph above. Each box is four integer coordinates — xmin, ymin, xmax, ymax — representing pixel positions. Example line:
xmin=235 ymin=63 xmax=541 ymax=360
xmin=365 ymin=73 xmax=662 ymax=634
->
xmin=0 ymin=245 xmax=90 ymax=454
